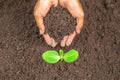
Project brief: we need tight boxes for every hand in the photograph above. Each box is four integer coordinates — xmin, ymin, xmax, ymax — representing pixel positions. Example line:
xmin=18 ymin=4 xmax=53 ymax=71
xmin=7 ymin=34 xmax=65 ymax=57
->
xmin=59 ymin=0 xmax=84 ymax=47
xmin=34 ymin=0 xmax=58 ymax=47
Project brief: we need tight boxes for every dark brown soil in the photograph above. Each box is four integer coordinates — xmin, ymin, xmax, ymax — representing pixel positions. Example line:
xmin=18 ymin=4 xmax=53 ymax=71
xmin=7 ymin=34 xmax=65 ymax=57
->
xmin=44 ymin=4 xmax=76 ymax=42
xmin=0 ymin=0 xmax=120 ymax=80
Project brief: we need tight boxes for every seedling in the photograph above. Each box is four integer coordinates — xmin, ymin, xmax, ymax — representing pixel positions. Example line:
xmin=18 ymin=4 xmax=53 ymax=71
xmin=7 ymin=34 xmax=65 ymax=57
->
xmin=42 ymin=49 xmax=79 ymax=64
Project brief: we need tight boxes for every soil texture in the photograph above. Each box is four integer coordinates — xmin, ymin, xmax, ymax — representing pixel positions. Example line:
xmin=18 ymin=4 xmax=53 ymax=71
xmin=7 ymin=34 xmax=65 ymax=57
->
xmin=0 ymin=0 xmax=120 ymax=80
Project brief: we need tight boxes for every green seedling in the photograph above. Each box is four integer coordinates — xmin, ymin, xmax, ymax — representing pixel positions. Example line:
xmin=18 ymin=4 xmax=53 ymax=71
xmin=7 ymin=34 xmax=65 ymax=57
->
xmin=42 ymin=49 xmax=79 ymax=64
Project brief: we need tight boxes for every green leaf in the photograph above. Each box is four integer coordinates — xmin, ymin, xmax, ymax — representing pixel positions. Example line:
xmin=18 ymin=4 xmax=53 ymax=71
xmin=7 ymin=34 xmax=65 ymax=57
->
xmin=64 ymin=49 xmax=79 ymax=62
xmin=59 ymin=49 xmax=64 ymax=60
xmin=42 ymin=50 xmax=60 ymax=64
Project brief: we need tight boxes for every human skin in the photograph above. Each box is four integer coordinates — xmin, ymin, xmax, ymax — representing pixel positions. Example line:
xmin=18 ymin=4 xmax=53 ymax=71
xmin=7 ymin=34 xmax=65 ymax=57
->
xmin=34 ymin=0 xmax=58 ymax=47
xmin=34 ymin=0 xmax=84 ymax=47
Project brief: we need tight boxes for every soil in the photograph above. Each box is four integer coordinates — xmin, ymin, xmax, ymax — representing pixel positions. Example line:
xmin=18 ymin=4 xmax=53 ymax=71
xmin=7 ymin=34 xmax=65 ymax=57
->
xmin=0 ymin=0 xmax=120 ymax=80
xmin=44 ymin=4 xmax=76 ymax=42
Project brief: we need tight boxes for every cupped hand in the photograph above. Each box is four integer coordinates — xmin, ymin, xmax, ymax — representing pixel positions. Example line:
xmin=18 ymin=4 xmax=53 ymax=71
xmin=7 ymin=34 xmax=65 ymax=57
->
xmin=34 ymin=0 xmax=58 ymax=47
xmin=59 ymin=0 xmax=84 ymax=47
xmin=34 ymin=0 xmax=84 ymax=47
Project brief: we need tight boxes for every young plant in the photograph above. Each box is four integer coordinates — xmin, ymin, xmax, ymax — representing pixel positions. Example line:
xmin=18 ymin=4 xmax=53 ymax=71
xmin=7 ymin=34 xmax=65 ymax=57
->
xmin=42 ymin=49 xmax=79 ymax=64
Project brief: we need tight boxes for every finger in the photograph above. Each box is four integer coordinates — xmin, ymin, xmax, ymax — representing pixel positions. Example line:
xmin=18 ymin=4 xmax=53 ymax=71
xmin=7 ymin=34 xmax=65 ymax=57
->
xmin=76 ymin=15 xmax=84 ymax=34
xmin=51 ymin=38 xmax=58 ymax=47
xmin=43 ymin=34 xmax=52 ymax=45
xmin=66 ymin=31 xmax=76 ymax=46
xmin=43 ymin=34 xmax=57 ymax=47
xmin=38 ymin=18 xmax=45 ymax=35
xmin=60 ymin=35 xmax=69 ymax=47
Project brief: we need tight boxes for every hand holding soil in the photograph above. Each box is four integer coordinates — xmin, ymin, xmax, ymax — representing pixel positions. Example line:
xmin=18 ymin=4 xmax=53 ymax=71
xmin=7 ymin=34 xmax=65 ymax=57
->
xmin=34 ymin=0 xmax=84 ymax=47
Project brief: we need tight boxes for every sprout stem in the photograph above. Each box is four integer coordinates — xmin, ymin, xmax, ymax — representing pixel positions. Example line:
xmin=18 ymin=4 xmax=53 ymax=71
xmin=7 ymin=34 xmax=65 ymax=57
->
xmin=59 ymin=49 xmax=64 ymax=60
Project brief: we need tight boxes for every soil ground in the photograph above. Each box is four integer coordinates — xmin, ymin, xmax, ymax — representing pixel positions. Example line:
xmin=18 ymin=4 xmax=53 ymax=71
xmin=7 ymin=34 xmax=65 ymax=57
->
xmin=0 ymin=0 xmax=120 ymax=80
